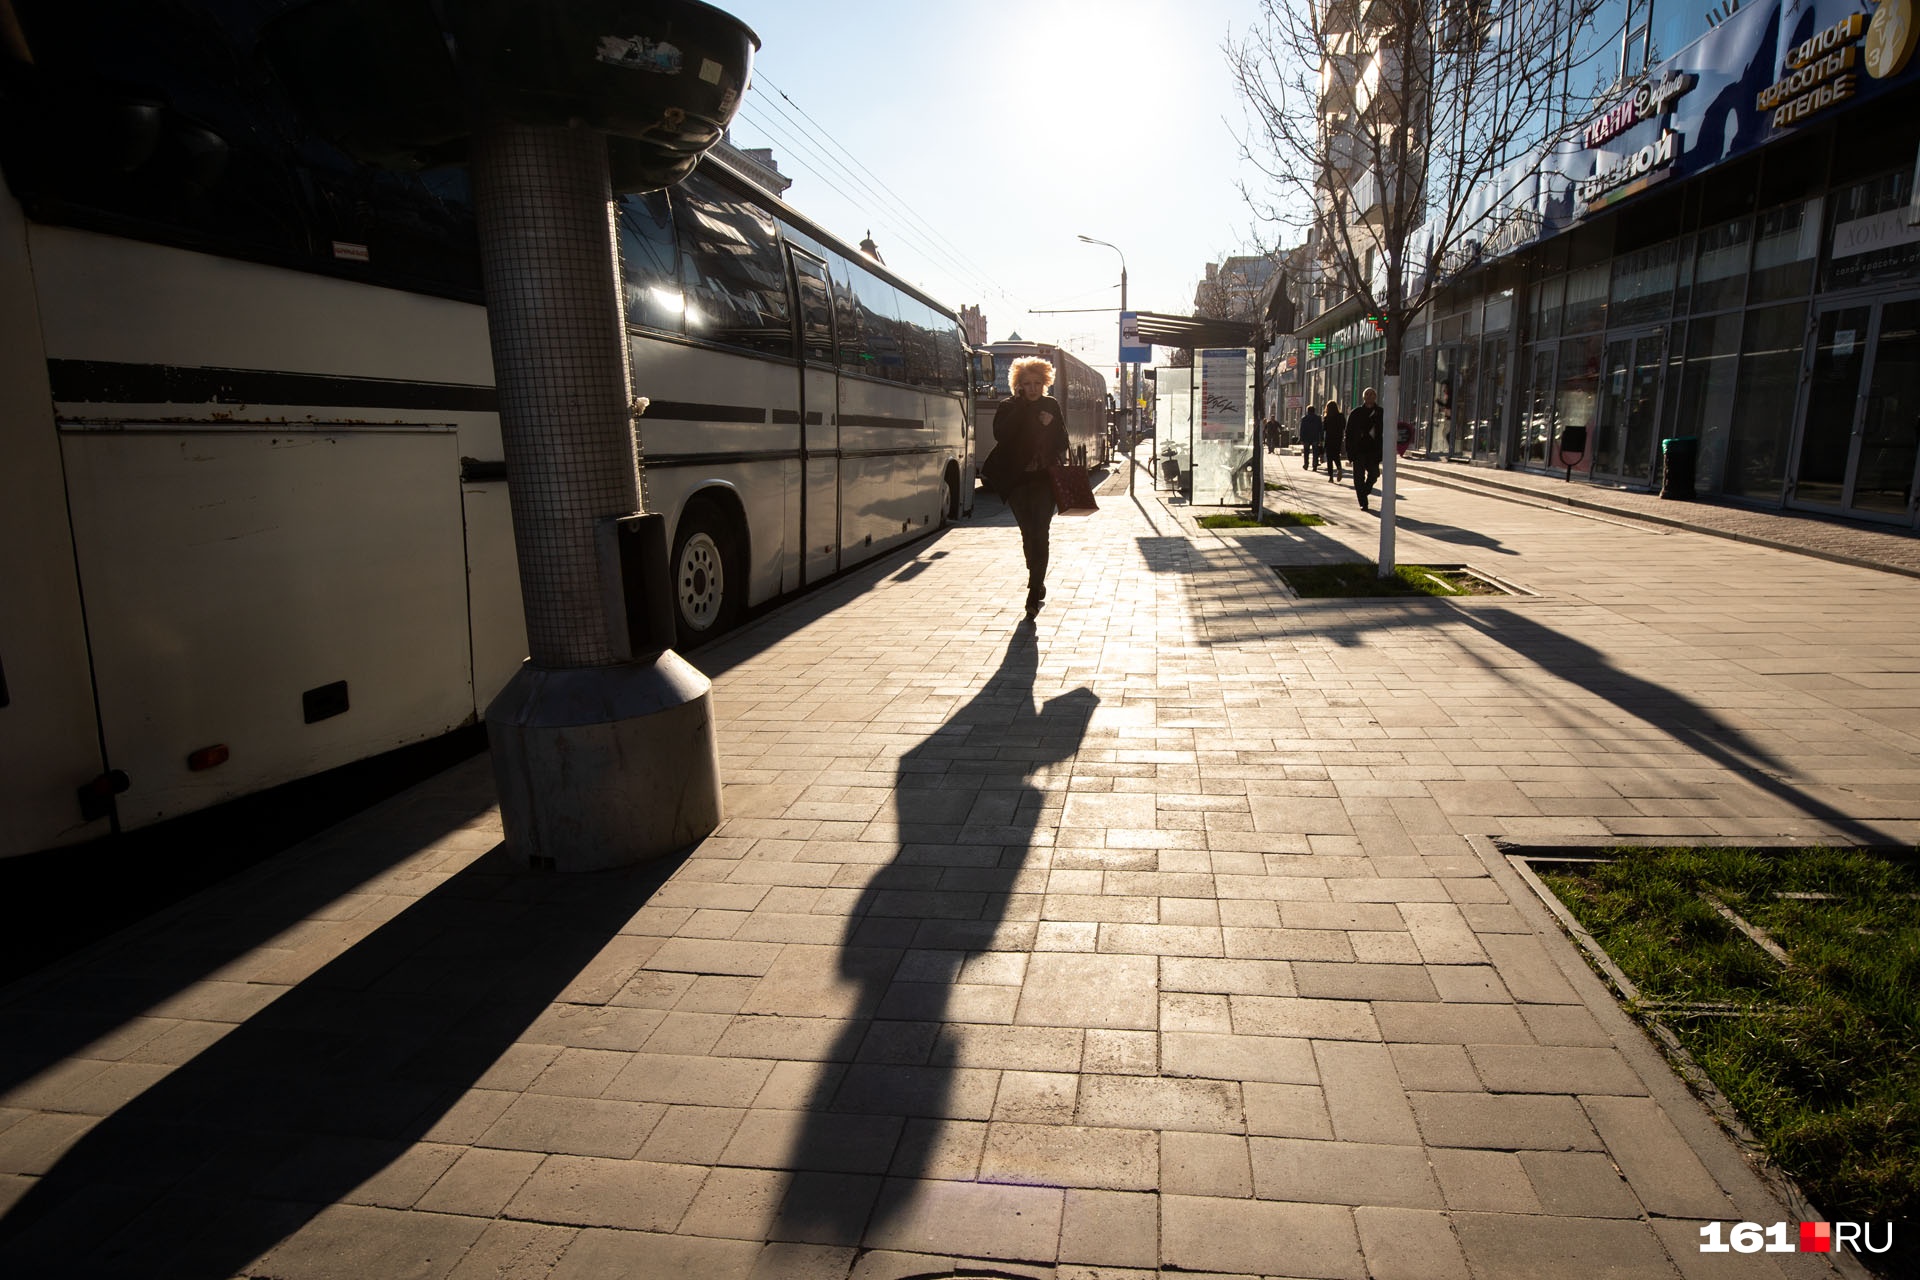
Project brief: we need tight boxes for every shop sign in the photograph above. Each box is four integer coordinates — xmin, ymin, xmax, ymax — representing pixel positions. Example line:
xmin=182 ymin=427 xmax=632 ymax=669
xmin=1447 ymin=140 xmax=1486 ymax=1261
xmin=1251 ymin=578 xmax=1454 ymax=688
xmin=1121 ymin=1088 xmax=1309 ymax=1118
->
xmin=1759 ymin=12 xmax=1865 ymax=126
xmin=1584 ymin=69 xmax=1699 ymax=148
xmin=1577 ymin=129 xmax=1680 ymax=205
xmin=1832 ymin=205 xmax=1920 ymax=258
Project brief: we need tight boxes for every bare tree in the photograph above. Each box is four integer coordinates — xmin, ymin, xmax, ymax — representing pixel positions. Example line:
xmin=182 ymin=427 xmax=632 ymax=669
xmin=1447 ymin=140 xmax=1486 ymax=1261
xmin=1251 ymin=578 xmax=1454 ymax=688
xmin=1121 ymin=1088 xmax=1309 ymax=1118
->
xmin=1229 ymin=0 xmax=1607 ymax=573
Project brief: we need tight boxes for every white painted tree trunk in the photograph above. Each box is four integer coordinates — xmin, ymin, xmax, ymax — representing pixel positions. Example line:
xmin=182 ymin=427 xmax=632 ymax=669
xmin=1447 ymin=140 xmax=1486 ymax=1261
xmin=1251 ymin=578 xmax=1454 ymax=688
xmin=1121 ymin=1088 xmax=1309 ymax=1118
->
xmin=1378 ymin=373 xmax=1399 ymax=577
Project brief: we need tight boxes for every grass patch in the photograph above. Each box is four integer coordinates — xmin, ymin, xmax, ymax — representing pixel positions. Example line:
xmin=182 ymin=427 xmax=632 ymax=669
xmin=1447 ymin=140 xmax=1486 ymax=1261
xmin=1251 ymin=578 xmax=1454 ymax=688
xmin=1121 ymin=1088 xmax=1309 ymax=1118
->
xmin=1274 ymin=561 xmax=1498 ymax=597
xmin=1198 ymin=510 xmax=1326 ymax=529
xmin=1541 ymin=846 xmax=1920 ymax=1226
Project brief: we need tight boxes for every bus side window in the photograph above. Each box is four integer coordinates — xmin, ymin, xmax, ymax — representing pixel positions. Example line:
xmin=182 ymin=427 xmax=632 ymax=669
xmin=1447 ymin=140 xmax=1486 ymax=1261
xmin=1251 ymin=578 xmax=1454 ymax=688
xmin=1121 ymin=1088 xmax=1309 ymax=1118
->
xmin=851 ymin=270 xmax=906 ymax=382
xmin=616 ymin=190 xmax=684 ymax=335
xmin=900 ymin=300 xmax=940 ymax=389
xmin=828 ymin=253 xmax=865 ymax=371
xmin=671 ymin=172 xmax=793 ymax=357
xmin=790 ymin=255 xmax=835 ymax=365
xmin=935 ymin=319 xmax=966 ymax=396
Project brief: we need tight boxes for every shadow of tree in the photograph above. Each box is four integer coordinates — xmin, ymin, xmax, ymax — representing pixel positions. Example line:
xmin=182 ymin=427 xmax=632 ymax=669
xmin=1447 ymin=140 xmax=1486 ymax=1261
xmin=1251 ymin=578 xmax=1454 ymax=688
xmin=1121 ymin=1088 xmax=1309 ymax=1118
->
xmin=771 ymin=627 xmax=1097 ymax=1247
xmin=0 ymin=845 xmax=682 ymax=1277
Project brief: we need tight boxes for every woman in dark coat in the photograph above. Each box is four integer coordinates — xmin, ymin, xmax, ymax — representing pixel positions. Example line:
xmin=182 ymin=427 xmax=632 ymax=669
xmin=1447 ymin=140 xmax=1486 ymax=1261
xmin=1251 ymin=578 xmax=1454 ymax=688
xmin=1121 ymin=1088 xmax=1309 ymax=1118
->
xmin=991 ymin=356 xmax=1071 ymax=620
xmin=1322 ymin=398 xmax=1347 ymax=482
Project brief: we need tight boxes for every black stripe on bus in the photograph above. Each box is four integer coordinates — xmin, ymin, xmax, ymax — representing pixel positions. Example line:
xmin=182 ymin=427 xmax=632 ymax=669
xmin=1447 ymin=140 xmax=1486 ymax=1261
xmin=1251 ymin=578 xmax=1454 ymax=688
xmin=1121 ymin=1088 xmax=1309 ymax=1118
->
xmin=46 ymin=359 xmax=498 ymax=413
xmin=642 ymin=400 xmax=766 ymax=424
xmin=770 ymin=410 xmax=829 ymax=426
xmin=839 ymin=414 xmax=927 ymax=429
xmin=467 ymin=443 xmax=955 ymax=476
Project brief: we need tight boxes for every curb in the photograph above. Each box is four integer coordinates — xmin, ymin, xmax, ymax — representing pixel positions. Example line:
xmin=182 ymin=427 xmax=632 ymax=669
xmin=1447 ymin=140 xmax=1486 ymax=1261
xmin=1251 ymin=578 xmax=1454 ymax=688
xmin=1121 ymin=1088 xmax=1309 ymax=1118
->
xmin=1464 ymin=832 xmax=1847 ymax=1280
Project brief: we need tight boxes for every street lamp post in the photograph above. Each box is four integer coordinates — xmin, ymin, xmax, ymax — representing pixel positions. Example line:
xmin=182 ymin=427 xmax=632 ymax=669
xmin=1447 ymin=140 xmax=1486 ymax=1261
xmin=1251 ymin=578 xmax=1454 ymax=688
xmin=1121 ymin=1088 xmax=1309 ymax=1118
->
xmin=1077 ymin=235 xmax=1134 ymax=495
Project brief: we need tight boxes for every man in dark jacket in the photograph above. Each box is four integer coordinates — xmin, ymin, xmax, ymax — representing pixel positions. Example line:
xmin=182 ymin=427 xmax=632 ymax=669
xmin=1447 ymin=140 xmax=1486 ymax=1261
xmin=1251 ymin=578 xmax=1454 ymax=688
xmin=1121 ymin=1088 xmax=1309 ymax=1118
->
xmin=1347 ymin=386 xmax=1385 ymax=511
xmin=1299 ymin=404 xmax=1324 ymax=472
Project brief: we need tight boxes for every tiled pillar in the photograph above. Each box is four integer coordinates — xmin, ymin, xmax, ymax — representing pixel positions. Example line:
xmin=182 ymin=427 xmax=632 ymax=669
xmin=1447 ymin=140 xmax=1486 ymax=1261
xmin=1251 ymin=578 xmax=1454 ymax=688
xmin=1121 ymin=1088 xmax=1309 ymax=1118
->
xmin=471 ymin=120 xmax=721 ymax=871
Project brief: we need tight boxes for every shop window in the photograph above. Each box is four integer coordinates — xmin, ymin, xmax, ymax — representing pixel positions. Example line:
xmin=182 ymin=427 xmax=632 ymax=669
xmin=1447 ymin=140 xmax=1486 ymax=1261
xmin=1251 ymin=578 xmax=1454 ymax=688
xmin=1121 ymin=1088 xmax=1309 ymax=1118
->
xmin=1723 ymin=303 xmax=1808 ymax=499
xmin=1478 ymin=336 xmax=1510 ymax=457
xmin=1691 ymin=217 xmax=1750 ymax=314
xmin=1823 ymin=169 xmax=1920 ymax=293
xmin=1531 ymin=275 xmax=1565 ymax=340
xmin=673 ymin=173 xmax=792 ymax=356
xmin=1484 ymin=289 xmax=1515 ymax=333
xmin=1748 ymin=198 xmax=1820 ymax=305
xmin=1522 ymin=345 xmax=1558 ymax=465
xmin=1609 ymin=239 xmax=1679 ymax=327
xmin=1667 ymin=313 xmax=1740 ymax=490
xmin=1555 ymin=335 xmax=1604 ymax=465
xmin=1562 ymin=262 xmax=1609 ymax=334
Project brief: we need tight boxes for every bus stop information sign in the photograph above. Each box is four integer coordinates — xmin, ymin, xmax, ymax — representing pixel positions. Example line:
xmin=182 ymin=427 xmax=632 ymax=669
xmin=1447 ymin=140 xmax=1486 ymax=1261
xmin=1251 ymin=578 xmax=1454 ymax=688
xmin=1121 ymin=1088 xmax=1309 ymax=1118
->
xmin=1119 ymin=311 xmax=1152 ymax=364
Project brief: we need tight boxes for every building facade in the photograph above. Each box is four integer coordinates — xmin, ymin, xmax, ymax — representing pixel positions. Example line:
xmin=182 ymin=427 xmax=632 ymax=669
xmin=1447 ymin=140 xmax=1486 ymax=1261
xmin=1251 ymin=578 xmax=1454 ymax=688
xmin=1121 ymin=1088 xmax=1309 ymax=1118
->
xmin=1290 ymin=0 xmax=1920 ymax=524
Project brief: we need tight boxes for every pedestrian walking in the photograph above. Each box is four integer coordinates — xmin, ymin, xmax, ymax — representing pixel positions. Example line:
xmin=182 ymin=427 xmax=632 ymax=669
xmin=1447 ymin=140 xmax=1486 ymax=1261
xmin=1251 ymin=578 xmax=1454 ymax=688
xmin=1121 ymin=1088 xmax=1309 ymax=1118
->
xmin=1263 ymin=415 xmax=1282 ymax=453
xmin=1299 ymin=404 xmax=1324 ymax=472
xmin=1348 ymin=386 xmax=1385 ymax=511
xmin=1323 ymin=398 xmax=1347 ymax=482
xmin=988 ymin=356 xmax=1071 ymax=621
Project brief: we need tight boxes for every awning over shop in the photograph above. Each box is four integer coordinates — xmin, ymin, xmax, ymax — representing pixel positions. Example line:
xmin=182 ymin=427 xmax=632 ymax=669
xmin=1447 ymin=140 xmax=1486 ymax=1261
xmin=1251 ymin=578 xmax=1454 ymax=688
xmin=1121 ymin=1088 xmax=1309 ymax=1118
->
xmin=1292 ymin=292 xmax=1368 ymax=342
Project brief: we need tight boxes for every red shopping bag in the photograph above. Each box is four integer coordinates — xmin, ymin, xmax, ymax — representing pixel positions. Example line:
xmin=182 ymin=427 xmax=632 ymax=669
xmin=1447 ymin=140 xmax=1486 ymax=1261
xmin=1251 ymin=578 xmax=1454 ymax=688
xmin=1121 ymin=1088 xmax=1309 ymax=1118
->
xmin=1048 ymin=463 xmax=1098 ymax=515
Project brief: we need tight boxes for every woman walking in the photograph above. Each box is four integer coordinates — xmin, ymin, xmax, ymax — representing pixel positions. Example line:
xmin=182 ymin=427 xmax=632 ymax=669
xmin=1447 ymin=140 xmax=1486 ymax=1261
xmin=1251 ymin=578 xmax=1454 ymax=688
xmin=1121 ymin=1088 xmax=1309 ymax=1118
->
xmin=992 ymin=356 xmax=1071 ymax=620
xmin=1323 ymin=398 xmax=1347 ymax=483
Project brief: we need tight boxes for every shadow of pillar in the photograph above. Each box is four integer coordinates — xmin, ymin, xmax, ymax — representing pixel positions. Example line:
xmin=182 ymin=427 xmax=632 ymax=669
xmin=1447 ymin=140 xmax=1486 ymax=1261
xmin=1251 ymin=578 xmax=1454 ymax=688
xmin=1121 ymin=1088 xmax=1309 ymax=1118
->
xmin=0 ymin=846 xmax=682 ymax=1277
xmin=770 ymin=626 xmax=1098 ymax=1247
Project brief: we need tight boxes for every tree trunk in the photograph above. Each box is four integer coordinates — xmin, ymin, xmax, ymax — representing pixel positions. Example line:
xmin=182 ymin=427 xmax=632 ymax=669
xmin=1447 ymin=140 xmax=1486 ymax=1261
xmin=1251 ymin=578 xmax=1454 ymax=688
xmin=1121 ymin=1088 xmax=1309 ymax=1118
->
xmin=1377 ymin=323 xmax=1404 ymax=577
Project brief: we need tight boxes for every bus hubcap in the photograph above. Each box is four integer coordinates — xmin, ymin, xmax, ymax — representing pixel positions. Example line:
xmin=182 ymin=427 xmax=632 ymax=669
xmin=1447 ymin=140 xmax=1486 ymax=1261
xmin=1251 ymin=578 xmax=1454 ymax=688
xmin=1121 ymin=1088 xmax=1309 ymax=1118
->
xmin=678 ymin=533 xmax=723 ymax=628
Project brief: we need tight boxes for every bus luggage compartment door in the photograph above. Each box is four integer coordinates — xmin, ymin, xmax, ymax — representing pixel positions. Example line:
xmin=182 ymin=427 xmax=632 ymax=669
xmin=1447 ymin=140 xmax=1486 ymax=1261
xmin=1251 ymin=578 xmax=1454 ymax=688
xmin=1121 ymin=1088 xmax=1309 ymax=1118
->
xmin=58 ymin=423 xmax=475 ymax=829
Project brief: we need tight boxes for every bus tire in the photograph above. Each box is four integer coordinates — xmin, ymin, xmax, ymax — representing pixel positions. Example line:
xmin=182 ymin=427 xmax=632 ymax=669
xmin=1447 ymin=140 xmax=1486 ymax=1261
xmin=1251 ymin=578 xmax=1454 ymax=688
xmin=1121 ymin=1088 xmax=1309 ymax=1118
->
xmin=940 ymin=463 xmax=959 ymax=525
xmin=671 ymin=498 xmax=744 ymax=647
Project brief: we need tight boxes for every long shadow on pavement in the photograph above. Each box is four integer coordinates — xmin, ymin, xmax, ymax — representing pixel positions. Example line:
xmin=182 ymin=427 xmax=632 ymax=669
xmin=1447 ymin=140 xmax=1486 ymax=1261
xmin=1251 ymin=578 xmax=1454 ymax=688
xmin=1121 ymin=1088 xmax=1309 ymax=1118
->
xmin=0 ymin=760 xmax=496 ymax=1102
xmin=1211 ymin=589 xmax=1892 ymax=843
xmin=772 ymin=625 xmax=1097 ymax=1248
xmin=0 ymin=843 xmax=680 ymax=1278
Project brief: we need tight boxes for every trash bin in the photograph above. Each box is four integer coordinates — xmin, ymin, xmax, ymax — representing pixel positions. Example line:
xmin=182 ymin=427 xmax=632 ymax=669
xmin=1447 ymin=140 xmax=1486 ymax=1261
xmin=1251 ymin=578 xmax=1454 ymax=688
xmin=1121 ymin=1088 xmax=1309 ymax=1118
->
xmin=1660 ymin=436 xmax=1698 ymax=500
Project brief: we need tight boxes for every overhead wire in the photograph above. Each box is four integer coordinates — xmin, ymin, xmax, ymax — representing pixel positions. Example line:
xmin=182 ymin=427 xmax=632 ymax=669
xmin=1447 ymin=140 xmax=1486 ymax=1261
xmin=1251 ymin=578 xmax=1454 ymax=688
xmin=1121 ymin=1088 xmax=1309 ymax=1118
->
xmin=752 ymin=72 xmax=1015 ymax=297
xmin=735 ymin=73 xmax=1031 ymax=316
xmin=736 ymin=100 xmax=1015 ymax=311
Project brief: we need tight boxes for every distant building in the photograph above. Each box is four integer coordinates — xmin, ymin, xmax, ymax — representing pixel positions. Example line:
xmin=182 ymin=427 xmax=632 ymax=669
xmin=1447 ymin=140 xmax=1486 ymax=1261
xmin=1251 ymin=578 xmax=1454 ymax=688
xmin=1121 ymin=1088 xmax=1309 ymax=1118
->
xmin=712 ymin=132 xmax=791 ymax=197
xmin=858 ymin=231 xmax=885 ymax=265
xmin=1193 ymin=255 xmax=1279 ymax=322
xmin=959 ymin=304 xmax=987 ymax=347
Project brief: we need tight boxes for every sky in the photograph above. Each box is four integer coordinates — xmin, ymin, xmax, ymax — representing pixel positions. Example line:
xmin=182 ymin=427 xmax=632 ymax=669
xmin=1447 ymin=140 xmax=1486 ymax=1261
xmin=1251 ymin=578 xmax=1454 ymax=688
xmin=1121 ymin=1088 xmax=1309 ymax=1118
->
xmin=717 ymin=0 xmax=1280 ymax=381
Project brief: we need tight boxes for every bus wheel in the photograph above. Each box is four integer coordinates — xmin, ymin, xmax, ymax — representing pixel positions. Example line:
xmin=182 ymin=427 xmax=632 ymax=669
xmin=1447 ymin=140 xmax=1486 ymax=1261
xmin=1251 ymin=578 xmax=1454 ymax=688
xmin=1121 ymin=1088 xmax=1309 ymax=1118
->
xmin=672 ymin=501 xmax=743 ymax=647
xmin=940 ymin=466 xmax=956 ymax=526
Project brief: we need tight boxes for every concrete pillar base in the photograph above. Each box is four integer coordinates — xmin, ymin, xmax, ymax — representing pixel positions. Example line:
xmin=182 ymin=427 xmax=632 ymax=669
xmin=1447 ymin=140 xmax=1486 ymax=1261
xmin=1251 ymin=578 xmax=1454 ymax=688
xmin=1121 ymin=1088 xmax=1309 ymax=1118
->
xmin=485 ymin=651 xmax=722 ymax=871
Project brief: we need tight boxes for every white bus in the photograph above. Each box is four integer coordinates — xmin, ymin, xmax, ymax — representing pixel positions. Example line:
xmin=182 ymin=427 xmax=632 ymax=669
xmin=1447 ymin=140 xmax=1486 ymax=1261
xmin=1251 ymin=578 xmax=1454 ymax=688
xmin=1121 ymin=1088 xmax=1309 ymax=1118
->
xmin=0 ymin=4 xmax=975 ymax=858
xmin=972 ymin=339 xmax=1107 ymax=482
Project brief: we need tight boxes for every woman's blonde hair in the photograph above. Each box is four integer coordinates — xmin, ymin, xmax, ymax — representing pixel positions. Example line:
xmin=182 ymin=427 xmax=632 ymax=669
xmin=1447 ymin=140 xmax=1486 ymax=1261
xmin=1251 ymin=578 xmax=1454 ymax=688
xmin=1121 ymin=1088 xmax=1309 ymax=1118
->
xmin=1008 ymin=356 xmax=1055 ymax=391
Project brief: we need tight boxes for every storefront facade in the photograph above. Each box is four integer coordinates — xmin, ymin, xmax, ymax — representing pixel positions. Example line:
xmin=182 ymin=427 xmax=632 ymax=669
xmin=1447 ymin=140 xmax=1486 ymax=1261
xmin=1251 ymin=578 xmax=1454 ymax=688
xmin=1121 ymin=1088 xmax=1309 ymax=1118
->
xmin=1303 ymin=0 xmax=1920 ymax=521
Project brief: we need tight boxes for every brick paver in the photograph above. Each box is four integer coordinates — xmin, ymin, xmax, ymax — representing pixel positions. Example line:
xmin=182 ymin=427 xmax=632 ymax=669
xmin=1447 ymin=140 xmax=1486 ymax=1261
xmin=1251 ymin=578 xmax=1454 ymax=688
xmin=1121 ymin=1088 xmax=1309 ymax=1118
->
xmin=4 ymin=452 xmax=1899 ymax=1276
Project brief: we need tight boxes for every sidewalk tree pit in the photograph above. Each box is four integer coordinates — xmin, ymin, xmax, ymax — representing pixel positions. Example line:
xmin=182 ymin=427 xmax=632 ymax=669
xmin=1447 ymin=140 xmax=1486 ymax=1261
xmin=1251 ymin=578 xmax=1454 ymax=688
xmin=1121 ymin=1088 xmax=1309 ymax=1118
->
xmin=1198 ymin=511 xmax=1326 ymax=529
xmin=1273 ymin=562 xmax=1512 ymax=598
xmin=1531 ymin=845 xmax=1920 ymax=1234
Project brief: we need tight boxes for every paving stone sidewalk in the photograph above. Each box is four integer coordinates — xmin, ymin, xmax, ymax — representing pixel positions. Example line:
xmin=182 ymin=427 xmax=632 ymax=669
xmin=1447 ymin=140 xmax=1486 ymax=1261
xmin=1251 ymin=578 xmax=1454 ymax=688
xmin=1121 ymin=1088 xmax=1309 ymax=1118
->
xmin=6 ymin=459 xmax=1917 ymax=1279
xmin=1391 ymin=454 xmax=1920 ymax=578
